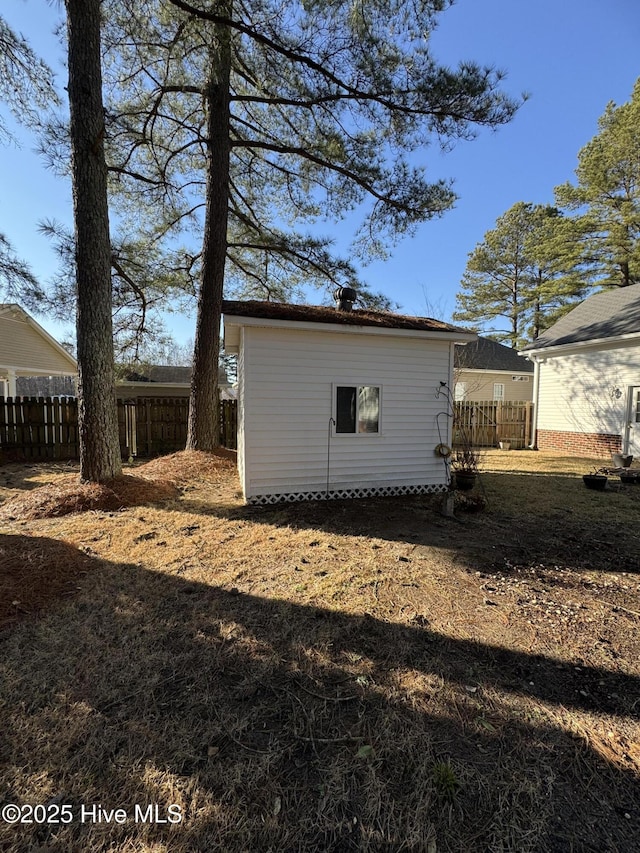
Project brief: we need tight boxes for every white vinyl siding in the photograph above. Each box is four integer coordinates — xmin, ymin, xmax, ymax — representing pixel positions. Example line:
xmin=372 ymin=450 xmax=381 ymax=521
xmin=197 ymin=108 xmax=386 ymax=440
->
xmin=236 ymin=328 xmax=247 ymax=496
xmin=240 ymin=326 xmax=453 ymax=499
xmin=536 ymin=343 xmax=640 ymax=436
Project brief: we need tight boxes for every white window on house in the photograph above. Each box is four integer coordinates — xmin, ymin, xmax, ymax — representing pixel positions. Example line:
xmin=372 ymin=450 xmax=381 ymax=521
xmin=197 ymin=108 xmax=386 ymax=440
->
xmin=335 ymin=385 xmax=380 ymax=433
xmin=454 ymin=382 xmax=467 ymax=401
xmin=493 ymin=383 xmax=505 ymax=401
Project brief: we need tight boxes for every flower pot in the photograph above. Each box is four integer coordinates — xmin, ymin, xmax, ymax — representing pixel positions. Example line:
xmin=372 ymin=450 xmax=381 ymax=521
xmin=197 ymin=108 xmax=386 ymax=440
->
xmin=498 ymin=441 xmax=511 ymax=451
xmin=454 ymin=471 xmax=476 ymax=491
xmin=612 ymin=453 xmax=633 ymax=468
xmin=582 ymin=474 xmax=607 ymax=491
xmin=619 ymin=471 xmax=640 ymax=484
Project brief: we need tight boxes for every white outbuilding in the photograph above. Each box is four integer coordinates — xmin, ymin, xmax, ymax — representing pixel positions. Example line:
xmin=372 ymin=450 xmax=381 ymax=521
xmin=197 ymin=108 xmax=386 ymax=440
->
xmin=223 ymin=294 xmax=475 ymax=504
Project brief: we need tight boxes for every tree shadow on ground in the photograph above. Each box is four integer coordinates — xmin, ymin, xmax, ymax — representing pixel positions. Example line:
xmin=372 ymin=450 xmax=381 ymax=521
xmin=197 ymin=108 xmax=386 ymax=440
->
xmin=177 ymin=472 xmax=640 ymax=576
xmin=0 ymin=461 xmax=80 ymax=493
xmin=1 ymin=534 xmax=638 ymax=852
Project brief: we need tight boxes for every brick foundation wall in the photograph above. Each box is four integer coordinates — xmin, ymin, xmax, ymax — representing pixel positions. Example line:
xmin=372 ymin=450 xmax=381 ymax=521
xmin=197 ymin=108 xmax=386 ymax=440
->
xmin=536 ymin=429 xmax=622 ymax=458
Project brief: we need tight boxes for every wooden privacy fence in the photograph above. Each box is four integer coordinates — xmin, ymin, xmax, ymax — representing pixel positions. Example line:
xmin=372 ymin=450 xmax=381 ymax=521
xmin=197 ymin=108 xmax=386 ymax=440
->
xmin=219 ymin=400 xmax=237 ymax=452
xmin=0 ymin=396 xmax=237 ymax=462
xmin=454 ymin=400 xmax=534 ymax=449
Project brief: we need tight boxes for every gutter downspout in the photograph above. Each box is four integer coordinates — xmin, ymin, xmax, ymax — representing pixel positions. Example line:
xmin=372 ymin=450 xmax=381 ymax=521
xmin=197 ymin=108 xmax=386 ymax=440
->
xmin=528 ymin=355 xmax=540 ymax=449
xmin=623 ymin=387 xmax=633 ymax=455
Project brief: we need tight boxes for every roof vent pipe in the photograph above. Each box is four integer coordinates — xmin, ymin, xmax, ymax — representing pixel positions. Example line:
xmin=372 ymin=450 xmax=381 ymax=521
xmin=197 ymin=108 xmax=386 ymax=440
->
xmin=334 ymin=287 xmax=357 ymax=311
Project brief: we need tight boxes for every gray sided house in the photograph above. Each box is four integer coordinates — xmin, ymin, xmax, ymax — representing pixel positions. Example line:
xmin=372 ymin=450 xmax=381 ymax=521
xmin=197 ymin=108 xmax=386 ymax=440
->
xmin=454 ymin=337 xmax=534 ymax=402
xmin=0 ymin=304 xmax=77 ymax=397
xmin=117 ymin=365 xmax=234 ymax=399
xmin=521 ymin=284 xmax=640 ymax=458
xmin=223 ymin=298 xmax=475 ymax=504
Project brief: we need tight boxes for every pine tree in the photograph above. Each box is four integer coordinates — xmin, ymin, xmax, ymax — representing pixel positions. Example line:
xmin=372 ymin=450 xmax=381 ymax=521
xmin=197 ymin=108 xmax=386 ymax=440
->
xmin=98 ymin=0 xmax=522 ymax=449
xmin=453 ymin=203 xmax=586 ymax=348
xmin=555 ymin=78 xmax=640 ymax=288
xmin=0 ymin=14 xmax=59 ymax=143
xmin=0 ymin=15 xmax=58 ymax=303
xmin=65 ymin=0 xmax=122 ymax=482
xmin=0 ymin=234 xmax=42 ymax=304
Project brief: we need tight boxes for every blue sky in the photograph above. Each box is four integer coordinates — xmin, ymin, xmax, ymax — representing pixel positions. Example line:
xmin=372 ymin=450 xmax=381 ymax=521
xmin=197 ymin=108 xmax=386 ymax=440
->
xmin=1 ymin=0 xmax=639 ymax=348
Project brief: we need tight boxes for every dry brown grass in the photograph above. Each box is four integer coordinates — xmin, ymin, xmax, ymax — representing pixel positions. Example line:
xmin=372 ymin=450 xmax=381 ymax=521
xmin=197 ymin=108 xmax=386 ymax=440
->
xmin=0 ymin=448 xmax=236 ymax=522
xmin=0 ymin=535 xmax=93 ymax=627
xmin=0 ymin=449 xmax=638 ymax=852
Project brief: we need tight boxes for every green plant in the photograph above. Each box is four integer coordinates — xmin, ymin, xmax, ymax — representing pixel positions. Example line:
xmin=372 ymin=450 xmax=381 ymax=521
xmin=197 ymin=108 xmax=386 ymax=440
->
xmin=432 ymin=761 xmax=460 ymax=800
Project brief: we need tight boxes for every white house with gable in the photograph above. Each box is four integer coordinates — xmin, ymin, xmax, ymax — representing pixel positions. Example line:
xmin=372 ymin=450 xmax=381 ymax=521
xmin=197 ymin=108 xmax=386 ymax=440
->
xmin=0 ymin=304 xmax=77 ymax=397
xmin=521 ymin=284 xmax=640 ymax=459
xmin=223 ymin=292 xmax=475 ymax=504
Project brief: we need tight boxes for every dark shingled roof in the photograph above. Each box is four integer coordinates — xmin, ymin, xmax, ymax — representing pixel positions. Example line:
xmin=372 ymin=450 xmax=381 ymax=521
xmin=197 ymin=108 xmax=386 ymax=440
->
xmin=521 ymin=284 xmax=640 ymax=351
xmin=455 ymin=337 xmax=534 ymax=372
xmin=222 ymin=299 xmax=469 ymax=334
xmin=122 ymin=365 xmax=192 ymax=384
xmin=120 ymin=365 xmax=228 ymax=384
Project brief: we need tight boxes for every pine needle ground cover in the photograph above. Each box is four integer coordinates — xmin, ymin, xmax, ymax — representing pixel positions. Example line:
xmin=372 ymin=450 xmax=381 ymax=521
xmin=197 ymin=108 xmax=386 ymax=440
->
xmin=0 ymin=450 xmax=638 ymax=852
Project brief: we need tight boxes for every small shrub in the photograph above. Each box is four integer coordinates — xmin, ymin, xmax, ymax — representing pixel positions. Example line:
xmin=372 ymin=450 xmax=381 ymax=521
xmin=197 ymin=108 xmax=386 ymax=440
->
xmin=432 ymin=761 xmax=460 ymax=800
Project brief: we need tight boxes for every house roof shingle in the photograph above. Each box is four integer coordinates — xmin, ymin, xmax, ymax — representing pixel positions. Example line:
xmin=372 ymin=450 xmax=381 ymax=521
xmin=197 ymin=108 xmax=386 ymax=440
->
xmin=521 ymin=284 xmax=640 ymax=352
xmin=119 ymin=365 xmax=229 ymax=384
xmin=122 ymin=365 xmax=192 ymax=384
xmin=222 ymin=299 xmax=470 ymax=335
xmin=455 ymin=337 xmax=534 ymax=372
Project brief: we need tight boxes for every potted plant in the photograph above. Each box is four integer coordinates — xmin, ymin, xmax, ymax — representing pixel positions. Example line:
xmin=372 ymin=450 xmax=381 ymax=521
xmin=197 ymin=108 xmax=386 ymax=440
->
xmin=451 ymin=445 xmax=481 ymax=491
xmin=582 ymin=467 xmax=608 ymax=491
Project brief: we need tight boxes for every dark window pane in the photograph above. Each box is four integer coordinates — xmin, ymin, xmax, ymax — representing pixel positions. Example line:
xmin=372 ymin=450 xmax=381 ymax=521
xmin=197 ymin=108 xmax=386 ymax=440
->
xmin=336 ymin=386 xmax=356 ymax=432
xmin=358 ymin=386 xmax=379 ymax=433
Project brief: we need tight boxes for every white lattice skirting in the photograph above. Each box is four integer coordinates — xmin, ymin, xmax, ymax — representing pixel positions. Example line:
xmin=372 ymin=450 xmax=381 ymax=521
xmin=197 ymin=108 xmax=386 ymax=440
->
xmin=248 ymin=483 xmax=448 ymax=505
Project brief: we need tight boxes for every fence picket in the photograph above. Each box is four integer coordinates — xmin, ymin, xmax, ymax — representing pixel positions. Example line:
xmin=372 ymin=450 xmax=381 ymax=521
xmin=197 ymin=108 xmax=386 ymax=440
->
xmin=454 ymin=400 xmax=533 ymax=448
xmin=0 ymin=396 xmax=237 ymax=461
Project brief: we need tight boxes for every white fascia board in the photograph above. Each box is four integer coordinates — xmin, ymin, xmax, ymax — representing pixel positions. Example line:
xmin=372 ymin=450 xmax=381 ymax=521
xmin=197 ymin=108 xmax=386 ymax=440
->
xmin=116 ymin=381 xmax=189 ymax=388
xmin=459 ymin=367 xmax=534 ymax=376
xmin=223 ymin=313 xmax=476 ymax=344
xmin=1 ymin=366 xmax=77 ymax=377
xmin=520 ymin=331 xmax=640 ymax=360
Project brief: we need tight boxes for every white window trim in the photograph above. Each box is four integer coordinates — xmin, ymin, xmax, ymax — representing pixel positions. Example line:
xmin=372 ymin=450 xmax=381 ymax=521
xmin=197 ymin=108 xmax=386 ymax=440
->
xmin=493 ymin=382 xmax=505 ymax=401
xmin=332 ymin=383 xmax=382 ymax=436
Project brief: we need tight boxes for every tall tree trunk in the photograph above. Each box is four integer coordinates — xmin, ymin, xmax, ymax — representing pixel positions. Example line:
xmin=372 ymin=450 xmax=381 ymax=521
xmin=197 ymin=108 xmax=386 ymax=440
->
xmin=511 ymin=280 xmax=519 ymax=348
xmin=66 ymin=0 xmax=122 ymax=482
xmin=532 ymin=273 xmax=542 ymax=339
xmin=186 ymin=19 xmax=231 ymax=451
